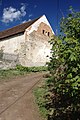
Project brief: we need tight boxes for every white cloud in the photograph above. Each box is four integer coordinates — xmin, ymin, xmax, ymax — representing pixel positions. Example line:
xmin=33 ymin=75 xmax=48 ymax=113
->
xmin=22 ymin=20 xmax=26 ymax=23
xmin=28 ymin=19 xmax=31 ymax=21
xmin=22 ymin=18 xmax=31 ymax=24
xmin=29 ymin=14 xmax=32 ymax=18
xmin=2 ymin=4 xmax=26 ymax=23
xmin=20 ymin=3 xmax=26 ymax=16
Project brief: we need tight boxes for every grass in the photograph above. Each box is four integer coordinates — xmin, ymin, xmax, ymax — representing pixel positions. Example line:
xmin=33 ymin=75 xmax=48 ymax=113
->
xmin=34 ymin=79 xmax=48 ymax=118
xmin=0 ymin=65 xmax=48 ymax=80
xmin=0 ymin=69 xmax=27 ymax=80
xmin=16 ymin=65 xmax=48 ymax=72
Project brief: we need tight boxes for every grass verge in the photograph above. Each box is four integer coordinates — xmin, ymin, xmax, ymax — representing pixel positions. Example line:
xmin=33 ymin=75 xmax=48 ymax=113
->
xmin=34 ymin=79 xmax=48 ymax=119
xmin=0 ymin=65 xmax=48 ymax=80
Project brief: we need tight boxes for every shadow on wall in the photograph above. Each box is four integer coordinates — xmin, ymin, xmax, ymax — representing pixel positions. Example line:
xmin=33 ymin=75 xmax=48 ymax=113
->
xmin=0 ymin=48 xmax=3 ymax=59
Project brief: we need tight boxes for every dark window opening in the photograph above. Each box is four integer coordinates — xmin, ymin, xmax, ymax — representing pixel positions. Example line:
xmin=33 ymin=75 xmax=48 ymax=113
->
xmin=42 ymin=30 xmax=45 ymax=34
xmin=48 ymin=32 xmax=50 ymax=36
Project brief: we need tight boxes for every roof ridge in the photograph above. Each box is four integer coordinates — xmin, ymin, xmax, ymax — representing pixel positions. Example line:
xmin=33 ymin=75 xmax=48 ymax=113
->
xmin=0 ymin=16 xmax=41 ymax=33
xmin=0 ymin=16 xmax=41 ymax=40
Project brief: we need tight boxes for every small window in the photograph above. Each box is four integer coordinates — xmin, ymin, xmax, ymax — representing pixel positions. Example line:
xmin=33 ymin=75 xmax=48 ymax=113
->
xmin=42 ymin=30 xmax=45 ymax=34
xmin=48 ymin=32 xmax=50 ymax=36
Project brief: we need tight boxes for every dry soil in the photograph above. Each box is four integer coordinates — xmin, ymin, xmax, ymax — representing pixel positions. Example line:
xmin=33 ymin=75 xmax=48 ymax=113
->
xmin=0 ymin=72 xmax=46 ymax=120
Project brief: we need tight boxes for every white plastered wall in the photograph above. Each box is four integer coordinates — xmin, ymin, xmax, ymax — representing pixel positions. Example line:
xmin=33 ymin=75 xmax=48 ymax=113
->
xmin=0 ymin=34 xmax=25 ymax=61
xmin=21 ymin=15 xmax=54 ymax=66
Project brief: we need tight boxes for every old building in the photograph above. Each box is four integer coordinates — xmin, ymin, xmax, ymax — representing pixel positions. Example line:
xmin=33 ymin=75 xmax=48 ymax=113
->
xmin=0 ymin=15 xmax=54 ymax=69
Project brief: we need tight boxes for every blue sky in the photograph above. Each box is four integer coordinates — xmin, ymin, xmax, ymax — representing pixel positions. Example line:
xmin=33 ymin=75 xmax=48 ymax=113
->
xmin=0 ymin=0 xmax=80 ymax=34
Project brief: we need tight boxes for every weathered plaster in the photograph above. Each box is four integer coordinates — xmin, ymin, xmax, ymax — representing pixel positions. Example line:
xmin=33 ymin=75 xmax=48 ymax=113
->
xmin=0 ymin=33 xmax=25 ymax=69
xmin=26 ymin=15 xmax=54 ymax=35
xmin=0 ymin=34 xmax=25 ymax=61
xmin=0 ymin=15 xmax=54 ymax=69
xmin=21 ymin=20 xmax=53 ymax=66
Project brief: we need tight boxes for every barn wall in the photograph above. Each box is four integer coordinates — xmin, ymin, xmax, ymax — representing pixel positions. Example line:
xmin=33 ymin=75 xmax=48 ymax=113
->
xmin=19 ymin=21 xmax=53 ymax=67
xmin=0 ymin=33 xmax=25 ymax=69
xmin=0 ymin=15 xmax=54 ymax=69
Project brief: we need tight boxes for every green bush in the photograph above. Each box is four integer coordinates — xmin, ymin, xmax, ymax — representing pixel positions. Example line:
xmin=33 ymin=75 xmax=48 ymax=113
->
xmin=45 ymin=8 xmax=80 ymax=120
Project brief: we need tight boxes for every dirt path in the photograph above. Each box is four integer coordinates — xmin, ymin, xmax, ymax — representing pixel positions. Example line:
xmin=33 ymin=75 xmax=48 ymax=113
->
xmin=0 ymin=72 xmax=46 ymax=120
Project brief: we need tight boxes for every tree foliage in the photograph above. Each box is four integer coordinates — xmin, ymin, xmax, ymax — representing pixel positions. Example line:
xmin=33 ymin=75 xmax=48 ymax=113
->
xmin=46 ymin=8 xmax=80 ymax=120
